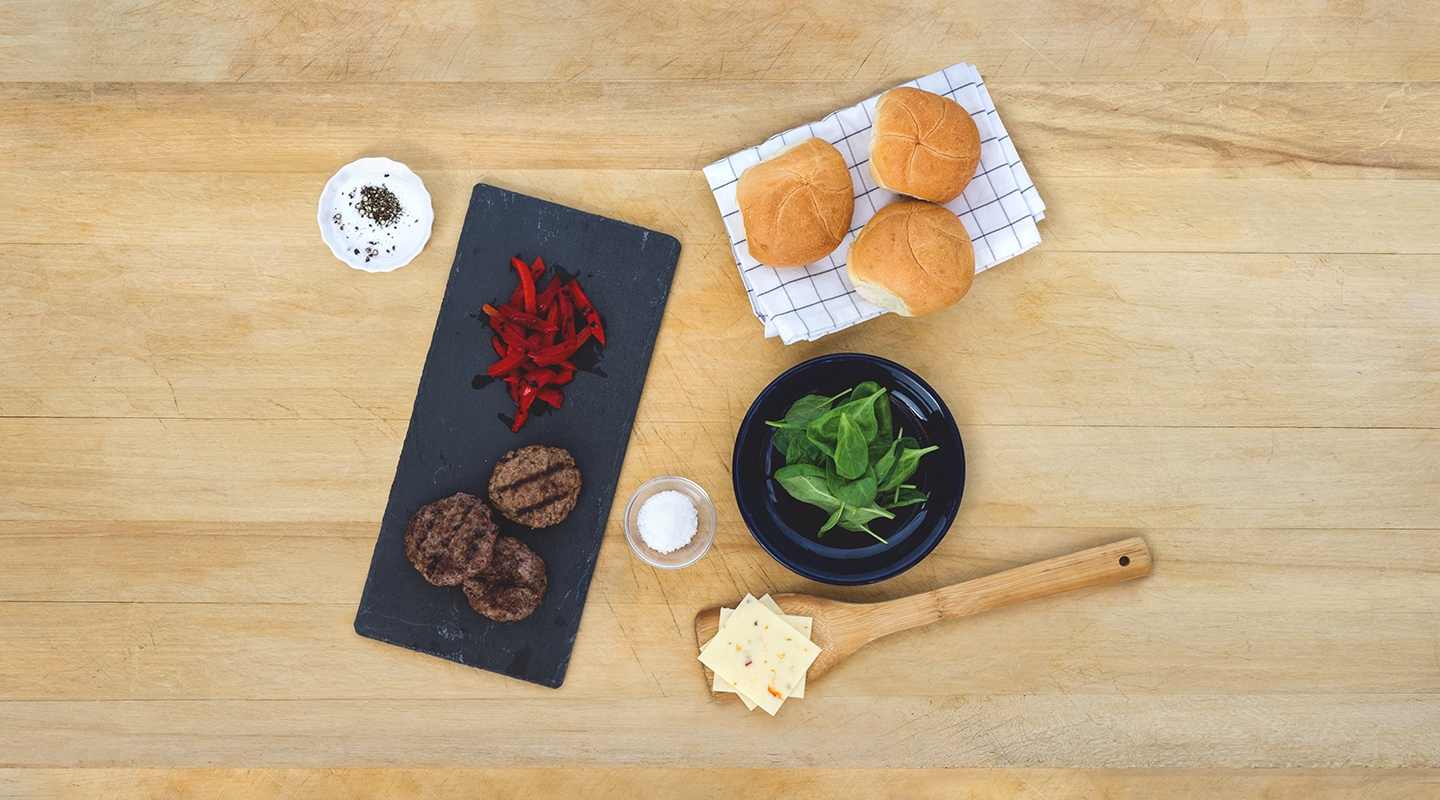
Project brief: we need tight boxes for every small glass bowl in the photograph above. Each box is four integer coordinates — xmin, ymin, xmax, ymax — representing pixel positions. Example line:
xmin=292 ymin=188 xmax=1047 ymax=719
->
xmin=623 ymin=476 xmax=717 ymax=569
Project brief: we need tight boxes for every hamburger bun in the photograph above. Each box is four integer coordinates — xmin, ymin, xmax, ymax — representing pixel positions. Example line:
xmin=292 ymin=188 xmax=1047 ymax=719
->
xmin=868 ymin=88 xmax=981 ymax=204
xmin=736 ymin=138 xmax=855 ymax=267
xmin=846 ymin=200 xmax=975 ymax=316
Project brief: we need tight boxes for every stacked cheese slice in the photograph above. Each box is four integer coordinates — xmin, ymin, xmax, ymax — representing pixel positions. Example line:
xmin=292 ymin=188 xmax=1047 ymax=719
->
xmin=697 ymin=594 xmax=821 ymax=715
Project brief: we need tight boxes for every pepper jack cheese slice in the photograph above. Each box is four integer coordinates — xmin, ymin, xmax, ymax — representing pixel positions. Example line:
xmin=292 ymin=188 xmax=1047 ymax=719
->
xmin=711 ymin=604 xmax=759 ymax=710
xmin=698 ymin=594 xmax=821 ymax=716
xmin=711 ymin=595 xmax=812 ymax=708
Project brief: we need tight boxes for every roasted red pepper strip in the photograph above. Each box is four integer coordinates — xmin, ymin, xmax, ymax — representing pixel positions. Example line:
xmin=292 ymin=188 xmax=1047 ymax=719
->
xmin=530 ymin=256 xmax=546 ymax=281
xmin=558 ymin=293 xmax=576 ymax=342
xmin=487 ymin=348 xmax=528 ymax=377
xmin=513 ymin=257 xmax=537 ymax=315
xmin=565 ymin=281 xmax=605 ymax=345
xmin=552 ymin=368 xmax=575 ymax=386
xmin=511 ymin=383 xmax=539 ymax=432
xmin=508 ymin=260 xmax=529 ymax=307
xmin=522 ymin=368 xmax=562 ymax=390
xmin=536 ymin=276 xmax=561 ymax=316
xmin=531 ymin=327 xmax=592 ymax=367
xmin=536 ymin=387 xmax=564 ymax=408
xmin=496 ymin=304 xmax=557 ymax=333
xmin=497 ymin=321 xmax=533 ymax=352
xmin=541 ymin=304 xmax=560 ymax=347
xmin=491 ymin=336 xmax=506 ymax=358
xmin=481 ymin=303 xmax=501 ymax=320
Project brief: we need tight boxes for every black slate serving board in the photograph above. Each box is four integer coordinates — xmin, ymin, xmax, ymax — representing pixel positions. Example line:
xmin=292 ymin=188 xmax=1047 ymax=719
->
xmin=354 ymin=184 xmax=681 ymax=688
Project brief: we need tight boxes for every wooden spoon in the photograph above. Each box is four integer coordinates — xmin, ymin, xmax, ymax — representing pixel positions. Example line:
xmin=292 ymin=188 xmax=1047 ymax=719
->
xmin=696 ymin=537 xmax=1151 ymax=697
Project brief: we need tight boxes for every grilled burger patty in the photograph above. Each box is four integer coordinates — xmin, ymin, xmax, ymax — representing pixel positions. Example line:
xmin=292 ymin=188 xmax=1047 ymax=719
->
xmin=463 ymin=535 xmax=548 ymax=622
xmin=403 ymin=492 xmax=499 ymax=586
xmin=488 ymin=445 xmax=582 ymax=528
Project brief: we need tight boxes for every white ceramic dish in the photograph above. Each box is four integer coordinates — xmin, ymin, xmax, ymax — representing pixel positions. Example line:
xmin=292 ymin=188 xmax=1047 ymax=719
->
xmin=623 ymin=476 xmax=717 ymax=569
xmin=317 ymin=157 xmax=434 ymax=272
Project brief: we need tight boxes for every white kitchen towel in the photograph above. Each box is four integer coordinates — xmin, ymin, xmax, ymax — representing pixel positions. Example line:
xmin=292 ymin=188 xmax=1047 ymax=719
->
xmin=703 ymin=62 xmax=1045 ymax=344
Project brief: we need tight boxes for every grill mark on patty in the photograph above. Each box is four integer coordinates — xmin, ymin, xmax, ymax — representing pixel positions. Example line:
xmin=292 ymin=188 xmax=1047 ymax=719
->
xmin=512 ymin=488 xmax=580 ymax=517
xmin=489 ymin=461 xmax=572 ymax=494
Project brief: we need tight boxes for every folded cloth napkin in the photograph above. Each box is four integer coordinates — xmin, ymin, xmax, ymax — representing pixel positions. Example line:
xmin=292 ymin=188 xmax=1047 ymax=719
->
xmin=703 ymin=62 xmax=1045 ymax=344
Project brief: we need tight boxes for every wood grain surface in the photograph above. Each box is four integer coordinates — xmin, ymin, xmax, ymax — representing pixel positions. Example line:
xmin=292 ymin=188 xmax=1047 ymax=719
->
xmin=2 ymin=1 xmax=1438 ymax=796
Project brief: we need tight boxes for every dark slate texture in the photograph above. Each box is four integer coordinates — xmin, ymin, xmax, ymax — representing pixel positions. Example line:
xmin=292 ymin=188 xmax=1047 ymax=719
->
xmin=354 ymin=184 xmax=682 ymax=688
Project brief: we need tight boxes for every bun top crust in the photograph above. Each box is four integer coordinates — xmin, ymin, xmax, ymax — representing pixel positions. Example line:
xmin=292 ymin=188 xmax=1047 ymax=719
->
xmin=845 ymin=200 xmax=975 ymax=317
xmin=735 ymin=138 xmax=855 ymax=268
xmin=868 ymin=88 xmax=981 ymax=204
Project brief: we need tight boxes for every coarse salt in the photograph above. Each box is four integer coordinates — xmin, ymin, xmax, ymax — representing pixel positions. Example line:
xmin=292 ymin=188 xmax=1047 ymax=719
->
xmin=637 ymin=490 xmax=698 ymax=554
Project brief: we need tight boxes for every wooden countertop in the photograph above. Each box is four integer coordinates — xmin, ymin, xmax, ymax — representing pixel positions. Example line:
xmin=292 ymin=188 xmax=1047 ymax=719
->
xmin=2 ymin=1 xmax=1438 ymax=796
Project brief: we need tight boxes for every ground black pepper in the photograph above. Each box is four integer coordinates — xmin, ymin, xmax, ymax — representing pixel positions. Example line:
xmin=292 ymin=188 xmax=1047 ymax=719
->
xmin=355 ymin=184 xmax=403 ymax=227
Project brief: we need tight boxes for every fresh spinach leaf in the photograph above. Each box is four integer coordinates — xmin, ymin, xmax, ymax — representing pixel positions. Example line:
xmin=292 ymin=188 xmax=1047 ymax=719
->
xmin=878 ymin=440 xmax=939 ymax=492
xmin=834 ymin=413 xmax=869 ymax=479
xmin=873 ymin=389 xmax=892 ymax=447
xmin=771 ymin=426 xmax=797 ymax=457
xmin=788 ymin=393 xmax=843 ymax=427
xmin=868 ymin=406 xmax=894 ymax=461
xmin=851 ymin=380 xmax=882 ymax=399
xmin=872 ymin=429 xmax=905 ymax=489
xmin=810 ymin=387 xmax=882 ymax=447
xmin=785 ymin=432 xmax=824 ymax=467
xmin=824 ymin=458 xmax=840 ymax=494
xmin=842 ymin=503 xmax=894 ymax=525
xmin=818 ymin=502 xmax=843 ymax=535
xmin=852 ymin=380 xmax=888 ymax=452
xmin=837 ymin=503 xmax=895 ymax=544
xmin=771 ymin=394 xmax=846 ymax=457
xmin=775 ymin=464 xmax=841 ymax=513
xmin=837 ymin=385 xmax=883 ymax=442
xmin=830 ymin=472 xmax=878 ymax=509
xmin=768 ymin=393 xmax=843 ymax=455
xmin=882 ymin=486 xmax=928 ymax=510
xmin=806 ymin=427 xmax=837 ymax=459
xmin=806 ymin=405 xmax=844 ymax=451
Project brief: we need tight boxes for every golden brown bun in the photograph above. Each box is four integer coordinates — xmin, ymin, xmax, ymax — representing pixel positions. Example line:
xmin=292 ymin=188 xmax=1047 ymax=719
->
xmin=846 ymin=200 xmax=975 ymax=316
xmin=868 ymin=88 xmax=981 ymax=204
xmin=736 ymin=138 xmax=855 ymax=267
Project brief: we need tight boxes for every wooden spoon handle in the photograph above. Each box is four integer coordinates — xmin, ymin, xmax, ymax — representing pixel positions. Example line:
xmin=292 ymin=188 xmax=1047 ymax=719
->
xmin=870 ymin=537 xmax=1151 ymax=640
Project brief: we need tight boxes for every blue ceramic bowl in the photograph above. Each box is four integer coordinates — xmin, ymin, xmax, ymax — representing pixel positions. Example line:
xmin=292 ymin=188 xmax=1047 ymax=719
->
xmin=732 ymin=353 xmax=965 ymax=586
